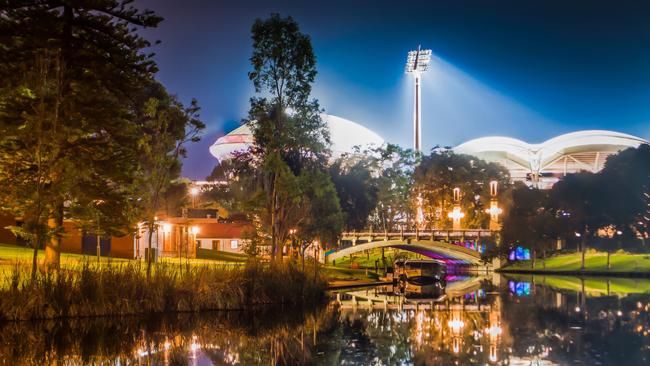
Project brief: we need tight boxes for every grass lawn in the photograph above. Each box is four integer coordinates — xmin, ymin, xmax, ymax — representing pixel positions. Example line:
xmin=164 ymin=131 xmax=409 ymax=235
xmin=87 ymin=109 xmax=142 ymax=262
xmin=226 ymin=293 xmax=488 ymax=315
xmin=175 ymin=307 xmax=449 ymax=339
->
xmin=504 ymin=251 xmax=650 ymax=273
xmin=0 ymin=244 xmax=246 ymax=271
xmin=504 ymin=273 xmax=650 ymax=295
xmin=321 ymin=265 xmax=380 ymax=282
xmin=329 ymin=247 xmax=423 ymax=268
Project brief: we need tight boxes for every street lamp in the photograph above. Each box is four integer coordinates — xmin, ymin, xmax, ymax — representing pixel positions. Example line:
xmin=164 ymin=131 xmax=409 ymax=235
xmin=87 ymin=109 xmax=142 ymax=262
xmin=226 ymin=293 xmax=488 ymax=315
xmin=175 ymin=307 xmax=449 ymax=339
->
xmin=448 ymin=187 xmax=464 ymax=230
xmin=93 ymin=199 xmax=105 ymax=263
xmin=190 ymin=186 xmax=200 ymax=208
xmin=162 ymin=223 xmax=171 ymax=259
xmin=405 ymin=45 xmax=432 ymax=152
xmin=190 ymin=225 xmax=199 ymax=259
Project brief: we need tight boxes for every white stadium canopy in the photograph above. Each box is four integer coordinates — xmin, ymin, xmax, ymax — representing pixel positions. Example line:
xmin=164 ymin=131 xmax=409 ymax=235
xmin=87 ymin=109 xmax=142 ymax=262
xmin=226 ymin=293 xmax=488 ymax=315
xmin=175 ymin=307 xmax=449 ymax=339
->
xmin=209 ymin=114 xmax=385 ymax=163
xmin=454 ymin=130 xmax=648 ymax=188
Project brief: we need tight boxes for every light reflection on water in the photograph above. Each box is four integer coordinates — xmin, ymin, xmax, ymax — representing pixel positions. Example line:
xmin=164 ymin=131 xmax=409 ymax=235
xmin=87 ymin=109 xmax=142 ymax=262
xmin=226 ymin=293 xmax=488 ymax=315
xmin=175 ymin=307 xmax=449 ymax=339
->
xmin=1 ymin=274 xmax=649 ymax=365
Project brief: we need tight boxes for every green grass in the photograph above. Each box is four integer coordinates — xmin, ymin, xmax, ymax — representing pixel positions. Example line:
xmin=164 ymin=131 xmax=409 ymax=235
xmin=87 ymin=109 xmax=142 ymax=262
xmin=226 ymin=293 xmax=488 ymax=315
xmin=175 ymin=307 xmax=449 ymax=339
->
xmin=196 ymin=248 xmax=248 ymax=262
xmin=321 ymin=265 xmax=380 ymax=282
xmin=0 ymin=244 xmax=129 ymax=266
xmin=329 ymin=247 xmax=422 ymax=268
xmin=504 ymin=274 xmax=650 ymax=295
xmin=504 ymin=250 xmax=650 ymax=273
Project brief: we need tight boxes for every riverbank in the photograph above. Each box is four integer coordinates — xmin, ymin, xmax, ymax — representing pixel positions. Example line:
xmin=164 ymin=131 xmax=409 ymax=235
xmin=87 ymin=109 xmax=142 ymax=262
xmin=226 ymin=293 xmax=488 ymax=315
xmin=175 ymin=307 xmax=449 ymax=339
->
xmin=498 ymin=251 xmax=650 ymax=277
xmin=503 ymin=273 xmax=650 ymax=295
xmin=0 ymin=261 xmax=327 ymax=321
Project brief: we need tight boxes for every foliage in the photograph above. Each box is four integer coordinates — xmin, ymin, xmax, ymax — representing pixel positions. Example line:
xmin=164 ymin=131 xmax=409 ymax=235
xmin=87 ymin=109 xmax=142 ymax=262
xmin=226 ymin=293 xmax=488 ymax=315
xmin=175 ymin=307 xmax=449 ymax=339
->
xmin=0 ymin=1 xmax=184 ymax=272
xmin=500 ymin=183 xmax=562 ymax=264
xmin=207 ymin=14 xmax=339 ymax=261
xmin=329 ymin=154 xmax=378 ymax=231
xmin=413 ymin=150 xmax=511 ymax=229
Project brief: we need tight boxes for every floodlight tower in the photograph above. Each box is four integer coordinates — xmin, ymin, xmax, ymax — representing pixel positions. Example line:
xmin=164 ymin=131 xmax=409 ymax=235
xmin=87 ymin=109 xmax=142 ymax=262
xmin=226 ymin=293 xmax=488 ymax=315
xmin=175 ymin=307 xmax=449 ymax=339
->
xmin=405 ymin=45 xmax=432 ymax=151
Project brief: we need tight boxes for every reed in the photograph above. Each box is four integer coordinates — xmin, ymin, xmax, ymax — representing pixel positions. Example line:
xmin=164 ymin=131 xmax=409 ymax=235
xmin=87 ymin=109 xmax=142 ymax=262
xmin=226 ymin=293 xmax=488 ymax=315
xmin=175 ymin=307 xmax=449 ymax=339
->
xmin=0 ymin=261 xmax=327 ymax=320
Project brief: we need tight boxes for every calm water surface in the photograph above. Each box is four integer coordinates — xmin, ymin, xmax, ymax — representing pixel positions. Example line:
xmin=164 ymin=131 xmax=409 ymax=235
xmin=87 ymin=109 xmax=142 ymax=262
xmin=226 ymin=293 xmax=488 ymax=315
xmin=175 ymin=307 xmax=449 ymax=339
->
xmin=1 ymin=274 xmax=649 ymax=365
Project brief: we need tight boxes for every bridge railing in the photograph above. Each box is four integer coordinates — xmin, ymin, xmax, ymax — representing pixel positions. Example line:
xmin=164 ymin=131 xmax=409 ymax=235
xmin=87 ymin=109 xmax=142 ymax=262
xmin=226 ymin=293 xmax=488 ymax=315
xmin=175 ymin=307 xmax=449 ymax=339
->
xmin=341 ymin=229 xmax=495 ymax=238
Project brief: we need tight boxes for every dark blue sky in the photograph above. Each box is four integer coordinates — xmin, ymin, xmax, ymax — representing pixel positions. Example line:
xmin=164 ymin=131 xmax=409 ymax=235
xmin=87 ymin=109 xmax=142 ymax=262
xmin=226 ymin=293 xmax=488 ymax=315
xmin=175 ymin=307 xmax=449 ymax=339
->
xmin=137 ymin=0 xmax=650 ymax=179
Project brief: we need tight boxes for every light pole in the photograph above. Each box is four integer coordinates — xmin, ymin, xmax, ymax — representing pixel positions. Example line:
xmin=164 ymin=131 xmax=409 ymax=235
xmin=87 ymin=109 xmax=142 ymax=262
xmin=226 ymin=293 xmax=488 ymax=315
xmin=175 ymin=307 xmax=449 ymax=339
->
xmin=190 ymin=226 xmax=199 ymax=261
xmin=190 ymin=186 xmax=199 ymax=209
xmin=93 ymin=199 xmax=105 ymax=263
xmin=406 ymin=46 xmax=432 ymax=228
xmin=484 ymin=181 xmax=502 ymax=231
xmin=448 ymin=187 xmax=465 ymax=230
xmin=405 ymin=45 xmax=432 ymax=152
xmin=162 ymin=223 xmax=171 ymax=263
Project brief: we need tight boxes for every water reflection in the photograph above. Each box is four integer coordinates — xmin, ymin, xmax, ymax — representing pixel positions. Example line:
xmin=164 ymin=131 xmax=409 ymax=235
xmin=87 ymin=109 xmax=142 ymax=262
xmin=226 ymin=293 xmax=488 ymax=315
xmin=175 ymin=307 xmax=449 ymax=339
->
xmin=1 ymin=275 xmax=649 ymax=365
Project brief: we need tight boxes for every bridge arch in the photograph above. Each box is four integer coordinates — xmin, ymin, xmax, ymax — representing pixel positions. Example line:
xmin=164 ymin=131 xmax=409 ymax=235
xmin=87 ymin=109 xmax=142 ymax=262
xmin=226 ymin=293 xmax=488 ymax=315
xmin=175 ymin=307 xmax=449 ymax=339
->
xmin=326 ymin=239 xmax=483 ymax=265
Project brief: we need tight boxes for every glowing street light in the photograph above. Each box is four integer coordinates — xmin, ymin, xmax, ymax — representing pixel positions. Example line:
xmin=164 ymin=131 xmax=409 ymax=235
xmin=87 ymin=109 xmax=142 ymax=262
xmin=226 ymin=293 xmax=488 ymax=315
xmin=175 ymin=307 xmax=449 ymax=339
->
xmin=405 ymin=45 xmax=432 ymax=152
xmin=485 ymin=181 xmax=502 ymax=230
xmin=190 ymin=186 xmax=200 ymax=208
xmin=448 ymin=187 xmax=464 ymax=230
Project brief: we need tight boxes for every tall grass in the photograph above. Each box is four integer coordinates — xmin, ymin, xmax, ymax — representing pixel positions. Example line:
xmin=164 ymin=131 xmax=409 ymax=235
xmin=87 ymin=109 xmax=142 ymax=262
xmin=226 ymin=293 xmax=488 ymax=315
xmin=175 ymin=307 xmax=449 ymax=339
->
xmin=0 ymin=261 xmax=327 ymax=320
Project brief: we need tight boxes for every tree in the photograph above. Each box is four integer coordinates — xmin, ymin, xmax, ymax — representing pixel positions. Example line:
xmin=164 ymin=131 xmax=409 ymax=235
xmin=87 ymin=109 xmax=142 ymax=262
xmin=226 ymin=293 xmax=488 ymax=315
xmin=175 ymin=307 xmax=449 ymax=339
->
xmin=329 ymin=155 xmax=378 ymax=231
xmin=0 ymin=1 xmax=163 ymax=271
xmin=413 ymin=151 xmax=510 ymax=229
xmin=550 ymin=172 xmax=607 ymax=270
xmin=501 ymin=183 xmax=560 ymax=268
xmin=598 ymin=145 xmax=650 ymax=248
xmin=136 ymin=84 xmax=203 ymax=275
xmin=368 ymin=144 xmax=419 ymax=232
xmin=245 ymin=14 xmax=331 ymax=262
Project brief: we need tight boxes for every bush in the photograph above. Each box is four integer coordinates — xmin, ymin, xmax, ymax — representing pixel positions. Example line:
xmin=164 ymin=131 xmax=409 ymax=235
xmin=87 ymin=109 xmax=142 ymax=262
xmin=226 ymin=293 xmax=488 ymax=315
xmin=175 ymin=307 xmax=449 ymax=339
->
xmin=0 ymin=261 xmax=327 ymax=320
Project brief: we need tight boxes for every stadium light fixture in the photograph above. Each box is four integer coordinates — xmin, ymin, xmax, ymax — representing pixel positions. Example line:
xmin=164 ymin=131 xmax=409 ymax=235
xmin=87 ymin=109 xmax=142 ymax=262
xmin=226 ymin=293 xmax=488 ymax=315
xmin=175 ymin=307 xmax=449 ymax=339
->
xmin=405 ymin=45 xmax=432 ymax=152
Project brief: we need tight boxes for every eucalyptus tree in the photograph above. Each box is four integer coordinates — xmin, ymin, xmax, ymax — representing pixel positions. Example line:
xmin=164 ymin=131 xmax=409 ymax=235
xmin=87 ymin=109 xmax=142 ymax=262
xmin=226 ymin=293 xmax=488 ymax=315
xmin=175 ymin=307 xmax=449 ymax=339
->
xmin=245 ymin=14 xmax=333 ymax=261
xmin=136 ymin=83 xmax=203 ymax=275
xmin=0 ymin=0 xmax=162 ymax=271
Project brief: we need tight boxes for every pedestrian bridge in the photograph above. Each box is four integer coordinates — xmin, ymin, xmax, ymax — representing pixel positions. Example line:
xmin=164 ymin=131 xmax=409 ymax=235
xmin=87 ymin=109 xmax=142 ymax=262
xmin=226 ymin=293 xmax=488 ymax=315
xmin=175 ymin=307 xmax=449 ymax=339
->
xmin=326 ymin=230 xmax=497 ymax=266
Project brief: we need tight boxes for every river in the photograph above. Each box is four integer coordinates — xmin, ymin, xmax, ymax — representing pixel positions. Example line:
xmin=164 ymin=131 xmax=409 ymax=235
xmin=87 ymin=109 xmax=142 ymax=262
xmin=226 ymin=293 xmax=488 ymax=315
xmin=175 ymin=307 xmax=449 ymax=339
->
xmin=1 ymin=274 xmax=649 ymax=365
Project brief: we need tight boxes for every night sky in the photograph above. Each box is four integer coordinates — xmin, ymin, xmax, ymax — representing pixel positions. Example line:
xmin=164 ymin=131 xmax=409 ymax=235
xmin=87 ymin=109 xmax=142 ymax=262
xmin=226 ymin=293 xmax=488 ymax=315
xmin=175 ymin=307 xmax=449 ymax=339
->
xmin=136 ymin=0 xmax=650 ymax=179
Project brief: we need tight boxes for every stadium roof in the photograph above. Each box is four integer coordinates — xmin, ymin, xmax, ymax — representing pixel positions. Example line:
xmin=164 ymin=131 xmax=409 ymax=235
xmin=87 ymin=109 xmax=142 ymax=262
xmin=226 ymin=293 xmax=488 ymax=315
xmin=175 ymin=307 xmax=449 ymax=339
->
xmin=454 ymin=130 xmax=648 ymax=187
xmin=209 ymin=114 xmax=385 ymax=162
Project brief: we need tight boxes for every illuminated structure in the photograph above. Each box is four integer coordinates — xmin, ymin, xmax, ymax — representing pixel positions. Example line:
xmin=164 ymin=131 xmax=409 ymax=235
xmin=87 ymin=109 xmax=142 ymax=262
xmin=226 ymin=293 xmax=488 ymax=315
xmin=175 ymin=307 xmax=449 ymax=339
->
xmin=485 ymin=181 xmax=502 ymax=230
xmin=447 ymin=187 xmax=464 ymax=230
xmin=209 ymin=114 xmax=385 ymax=163
xmin=405 ymin=46 xmax=432 ymax=152
xmin=455 ymin=130 xmax=648 ymax=188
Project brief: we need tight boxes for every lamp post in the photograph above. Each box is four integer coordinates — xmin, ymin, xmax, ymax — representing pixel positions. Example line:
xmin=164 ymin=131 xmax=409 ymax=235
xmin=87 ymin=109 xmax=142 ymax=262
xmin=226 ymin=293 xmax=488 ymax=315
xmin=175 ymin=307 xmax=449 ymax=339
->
xmin=484 ymin=181 xmax=502 ymax=231
xmin=162 ymin=223 xmax=171 ymax=263
xmin=93 ymin=199 xmax=105 ymax=264
xmin=448 ymin=187 xmax=464 ymax=230
xmin=189 ymin=186 xmax=199 ymax=208
xmin=190 ymin=226 xmax=199 ymax=260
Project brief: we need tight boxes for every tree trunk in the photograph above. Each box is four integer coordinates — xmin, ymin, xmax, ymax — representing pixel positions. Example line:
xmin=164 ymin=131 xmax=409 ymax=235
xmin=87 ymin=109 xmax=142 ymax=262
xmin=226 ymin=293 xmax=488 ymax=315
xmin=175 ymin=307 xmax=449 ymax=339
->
xmin=31 ymin=235 xmax=40 ymax=280
xmin=44 ymin=216 xmax=59 ymax=270
xmin=146 ymin=223 xmax=154 ymax=277
xmin=542 ymin=249 xmax=546 ymax=269
xmin=531 ymin=248 xmax=536 ymax=269
xmin=607 ymin=251 xmax=611 ymax=270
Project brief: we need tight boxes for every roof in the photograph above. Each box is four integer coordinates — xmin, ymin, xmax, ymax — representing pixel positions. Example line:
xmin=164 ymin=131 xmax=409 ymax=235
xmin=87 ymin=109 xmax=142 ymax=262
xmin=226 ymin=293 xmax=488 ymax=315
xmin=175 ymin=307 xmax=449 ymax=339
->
xmin=209 ymin=114 xmax=385 ymax=162
xmin=454 ymin=130 xmax=648 ymax=172
xmin=196 ymin=222 xmax=251 ymax=239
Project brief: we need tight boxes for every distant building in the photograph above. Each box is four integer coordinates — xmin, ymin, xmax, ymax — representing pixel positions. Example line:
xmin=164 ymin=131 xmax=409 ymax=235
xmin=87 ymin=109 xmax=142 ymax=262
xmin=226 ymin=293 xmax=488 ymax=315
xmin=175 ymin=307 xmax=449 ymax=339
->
xmin=454 ymin=130 xmax=648 ymax=189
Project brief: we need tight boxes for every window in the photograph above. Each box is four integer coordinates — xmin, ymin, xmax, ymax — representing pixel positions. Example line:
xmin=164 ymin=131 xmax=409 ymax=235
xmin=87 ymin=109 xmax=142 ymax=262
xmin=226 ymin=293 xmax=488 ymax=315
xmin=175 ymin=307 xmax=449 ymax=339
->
xmin=211 ymin=240 xmax=221 ymax=250
xmin=230 ymin=240 xmax=238 ymax=249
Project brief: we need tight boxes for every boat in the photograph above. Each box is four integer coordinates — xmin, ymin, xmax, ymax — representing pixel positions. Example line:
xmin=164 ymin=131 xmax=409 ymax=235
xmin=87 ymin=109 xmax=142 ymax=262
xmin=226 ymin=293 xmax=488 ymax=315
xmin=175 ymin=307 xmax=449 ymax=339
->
xmin=394 ymin=259 xmax=447 ymax=286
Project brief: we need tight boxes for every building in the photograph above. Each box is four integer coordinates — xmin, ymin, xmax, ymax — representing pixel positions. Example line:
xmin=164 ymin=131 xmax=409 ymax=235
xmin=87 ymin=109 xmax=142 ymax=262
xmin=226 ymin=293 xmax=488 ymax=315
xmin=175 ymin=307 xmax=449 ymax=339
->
xmin=134 ymin=217 xmax=252 ymax=259
xmin=209 ymin=114 xmax=385 ymax=162
xmin=454 ymin=130 xmax=648 ymax=189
